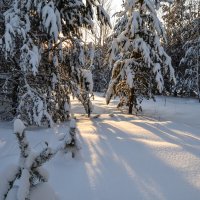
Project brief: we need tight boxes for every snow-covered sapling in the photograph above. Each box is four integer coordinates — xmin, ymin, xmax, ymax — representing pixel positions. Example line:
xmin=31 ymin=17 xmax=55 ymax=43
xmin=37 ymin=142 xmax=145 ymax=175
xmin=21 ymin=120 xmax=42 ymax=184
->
xmin=59 ymin=119 xmax=81 ymax=158
xmin=0 ymin=119 xmax=56 ymax=200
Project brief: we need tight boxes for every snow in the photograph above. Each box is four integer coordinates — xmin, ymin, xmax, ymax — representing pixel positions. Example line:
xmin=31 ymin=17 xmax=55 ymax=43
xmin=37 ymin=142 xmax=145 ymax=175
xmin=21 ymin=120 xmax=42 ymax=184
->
xmin=1 ymin=93 xmax=200 ymax=200
xmin=130 ymin=11 xmax=140 ymax=37
xmin=81 ymin=69 xmax=94 ymax=93
xmin=0 ymin=164 xmax=19 ymax=199
xmin=6 ymin=183 xmax=58 ymax=200
xmin=17 ymin=169 xmax=30 ymax=200
xmin=14 ymin=119 xmax=26 ymax=135
xmin=70 ymin=119 xmax=76 ymax=129
xmin=40 ymin=2 xmax=60 ymax=41
xmin=52 ymin=73 xmax=58 ymax=90
xmin=153 ymin=63 xmax=164 ymax=93
xmin=97 ymin=5 xmax=112 ymax=28
xmin=24 ymin=152 xmax=36 ymax=169
xmin=126 ymin=65 xmax=135 ymax=88
xmin=36 ymin=167 xmax=49 ymax=182
xmin=64 ymin=102 xmax=70 ymax=112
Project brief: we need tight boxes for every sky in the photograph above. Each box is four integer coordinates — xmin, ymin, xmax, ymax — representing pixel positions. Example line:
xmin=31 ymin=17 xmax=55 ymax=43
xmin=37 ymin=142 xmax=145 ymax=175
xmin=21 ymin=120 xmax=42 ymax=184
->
xmin=110 ymin=0 xmax=164 ymax=22
xmin=110 ymin=0 xmax=122 ymax=15
xmin=109 ymin=0 xmax=122 ymax=24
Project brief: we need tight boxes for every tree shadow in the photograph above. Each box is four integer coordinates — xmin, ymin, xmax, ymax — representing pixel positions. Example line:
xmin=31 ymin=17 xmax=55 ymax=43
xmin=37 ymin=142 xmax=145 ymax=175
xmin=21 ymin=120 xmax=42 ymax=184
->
xmin=75 ymin=116 xmax=200 ymax=200
xmin=133 ymin=120 xmax=200 ymax=158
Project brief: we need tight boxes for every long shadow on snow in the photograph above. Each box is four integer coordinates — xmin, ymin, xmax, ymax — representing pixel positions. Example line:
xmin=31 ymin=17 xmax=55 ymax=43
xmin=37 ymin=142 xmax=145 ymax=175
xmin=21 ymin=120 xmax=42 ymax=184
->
xmin=117 ymin=113 xmax=200 ymax=151
xmin=133 ymin=120 xmax=200 ymax=159
xmin=77 ymin=116 xmax=200 ymax=200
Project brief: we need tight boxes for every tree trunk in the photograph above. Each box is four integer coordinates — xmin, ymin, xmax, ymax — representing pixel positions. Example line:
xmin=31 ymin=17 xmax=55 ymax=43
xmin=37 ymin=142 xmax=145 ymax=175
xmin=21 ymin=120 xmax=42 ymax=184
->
xmin=11 ymin=75 xmax=19 ymax=116
xmin=128 ymin=88 xmax=134 ymax=114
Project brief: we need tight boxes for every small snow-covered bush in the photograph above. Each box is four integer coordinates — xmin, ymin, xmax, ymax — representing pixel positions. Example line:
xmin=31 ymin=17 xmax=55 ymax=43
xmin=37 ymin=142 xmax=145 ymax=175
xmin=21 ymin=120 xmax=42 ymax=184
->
xmin=59 ymin=119 xmax=81 ymax=158
xmin=0 ymin=118 xmax=81 ymax=199
xmin=0 ymin=119 xmax=56 ymax=200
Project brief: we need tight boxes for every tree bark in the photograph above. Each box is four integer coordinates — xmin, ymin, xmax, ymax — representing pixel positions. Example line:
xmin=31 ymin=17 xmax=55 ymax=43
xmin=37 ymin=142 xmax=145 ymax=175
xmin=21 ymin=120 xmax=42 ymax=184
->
xmin=11 ymin=75 xmax=19 ymax=116
xmin=128 ymin=88 xmax=134 ymax=114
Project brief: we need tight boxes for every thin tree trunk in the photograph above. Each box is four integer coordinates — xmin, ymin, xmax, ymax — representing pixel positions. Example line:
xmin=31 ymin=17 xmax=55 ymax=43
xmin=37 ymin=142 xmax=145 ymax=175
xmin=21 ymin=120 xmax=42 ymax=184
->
xmin=128 ymin=88 xmax=134 ymax=114
xmin=11 ymin=75 xmax=19 ymax=116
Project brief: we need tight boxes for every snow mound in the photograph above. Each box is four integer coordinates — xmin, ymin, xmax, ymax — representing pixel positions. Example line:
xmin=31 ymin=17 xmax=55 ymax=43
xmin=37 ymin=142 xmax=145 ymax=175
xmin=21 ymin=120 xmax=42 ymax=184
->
xmin=30 ymin=183 xmax=58 ymax=200
xmin=6 ymin=183 xmax=58 ymax=200
xmin=14 ymin=119 xmax=26 ymax=134
xmin=0 ymin=165 xmax=19 ymax=199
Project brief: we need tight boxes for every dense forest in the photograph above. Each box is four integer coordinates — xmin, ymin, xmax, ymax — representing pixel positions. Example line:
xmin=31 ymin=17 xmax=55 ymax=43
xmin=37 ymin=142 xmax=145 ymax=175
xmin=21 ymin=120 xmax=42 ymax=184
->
xmin=0 ymin=1 xmax=200 ymax=200
xmin=0 ymin=0 xmax=199 ymax=125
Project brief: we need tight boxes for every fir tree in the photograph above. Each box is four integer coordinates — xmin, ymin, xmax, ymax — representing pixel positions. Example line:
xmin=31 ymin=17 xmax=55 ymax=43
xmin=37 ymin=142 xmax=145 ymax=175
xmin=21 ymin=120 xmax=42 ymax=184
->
xmin=179 ymin=16 xmax=200 ymax=98
xmin=106 ymin=0 xmax=175 ymax=114
xmin=172 ymin=1 xmax=200 ymax=98
xmin=92 ymin=42 xmax=111 ymax=93
xmin=0 ymin=0 xmax=111 ymax=125
xmin=162 ymin=0 xmax=200 ymax=96
xmin=162 ymin=0 xmax=187 ymax=72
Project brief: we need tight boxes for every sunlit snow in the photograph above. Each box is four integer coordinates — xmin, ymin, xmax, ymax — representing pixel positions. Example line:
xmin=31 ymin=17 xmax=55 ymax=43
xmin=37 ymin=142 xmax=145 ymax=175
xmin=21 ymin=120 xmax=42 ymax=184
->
xmin=1 ymin=93 xmax=200 ymax=200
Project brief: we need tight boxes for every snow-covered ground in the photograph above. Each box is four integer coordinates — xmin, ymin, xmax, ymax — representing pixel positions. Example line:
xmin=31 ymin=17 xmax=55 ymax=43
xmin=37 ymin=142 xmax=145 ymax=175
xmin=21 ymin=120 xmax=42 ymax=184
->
xmin=1 ymin=93 xmax=200 ymax=200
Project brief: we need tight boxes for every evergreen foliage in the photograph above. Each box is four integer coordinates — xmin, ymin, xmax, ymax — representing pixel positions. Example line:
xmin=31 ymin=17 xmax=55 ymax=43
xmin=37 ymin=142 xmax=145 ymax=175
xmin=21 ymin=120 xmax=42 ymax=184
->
xmin=59 ymin=119 xmax=81 ymax=158
xmin=0 ymin=118 xmax=81 ymax=199
xmin=92 ymin=43 xmax=111 ymax=92
xmin=177 ymin=17 xmax=200 ymax=98
xmin=106 ymin=0 xmax=175 ymax=114
xmin=163 ymin=0 xmax=200 ymax=98
xmin=0 ymin=0 xmax=110 ymax=125
xmin=162 ymin=0 xmax=187 ymax=72
xmin=0 ymin=119 xmax=56 ymax=200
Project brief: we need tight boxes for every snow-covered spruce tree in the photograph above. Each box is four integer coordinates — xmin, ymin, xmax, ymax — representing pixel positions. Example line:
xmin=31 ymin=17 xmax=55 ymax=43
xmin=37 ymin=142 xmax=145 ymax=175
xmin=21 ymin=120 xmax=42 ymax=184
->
xmin=162 ymin=0 xmax=199 ymax=96
xmin=0 ymin=0 xmax=111 ymax=125
xmin=92 ymin=47 xmax=111 ymax=92
xmin=67 ymin=41 xmax=95 ymax=117
xmin=161 ymin=0 xmax=187 ymax=72
xmin=161 ymin=0 xmax=187 ymax=95
xmin=0 ymin=119 xmax=56 ymax=200
xmin=178 ymin=16 xmax=200 ymax=99
xmin=59 ymin=119 xmax=81 ymax=158
xmin=106 ymin=0 xmax=175 ymax=114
